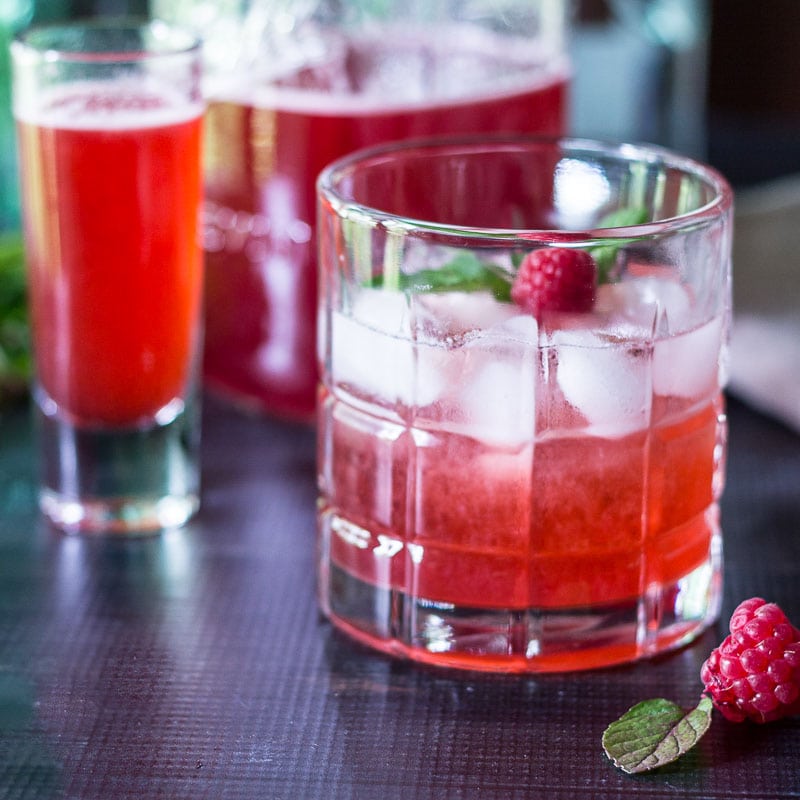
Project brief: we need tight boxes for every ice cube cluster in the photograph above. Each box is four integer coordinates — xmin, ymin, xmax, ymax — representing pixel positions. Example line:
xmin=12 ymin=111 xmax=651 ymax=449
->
xmin=328 ymin=275 xmax=724 ymax=444
xmin=553 ymin=277 xmax=724 ymax=435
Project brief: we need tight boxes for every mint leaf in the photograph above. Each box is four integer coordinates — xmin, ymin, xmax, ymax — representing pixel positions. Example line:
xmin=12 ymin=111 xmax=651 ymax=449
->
xmin=602 ymin=696 xmax=713 ymax=774
xmin=597 ymin=206 xmax=650 ymax=229
xmin=590 ymin=206 xmax=649 ymax=284
xmin=372 ymin=252 xmax=512 ymax=301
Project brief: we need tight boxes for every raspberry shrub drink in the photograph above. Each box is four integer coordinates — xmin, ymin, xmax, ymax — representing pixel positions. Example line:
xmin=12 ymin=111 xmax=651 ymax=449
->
xmin=317 ymin=137 xmax=733 ymax=672
xmin=17 ymin=90 xmax=203 ymax=426
xmin=184 ymin=4 xmax=570 ymax=420
xmin=12 ymin=22 xmax=205 ymax=534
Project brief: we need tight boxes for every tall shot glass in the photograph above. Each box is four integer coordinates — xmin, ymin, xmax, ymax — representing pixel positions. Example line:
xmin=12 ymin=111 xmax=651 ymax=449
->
xmin=12 ymin=21 xmax=205 ymax=534
xmin=317 ymin=136 xmax=734 ymax=672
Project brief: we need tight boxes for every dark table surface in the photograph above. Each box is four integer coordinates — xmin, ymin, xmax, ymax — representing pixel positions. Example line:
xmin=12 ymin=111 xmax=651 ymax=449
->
xmin=0 ymin=391 xmax=798 ymax=799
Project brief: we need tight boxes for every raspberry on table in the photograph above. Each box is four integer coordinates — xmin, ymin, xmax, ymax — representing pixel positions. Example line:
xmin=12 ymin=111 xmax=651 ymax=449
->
xmin=511 ymin=247 xmax=597 ymax=316
xmin=701 ymin=597 xmax=800 ymax=723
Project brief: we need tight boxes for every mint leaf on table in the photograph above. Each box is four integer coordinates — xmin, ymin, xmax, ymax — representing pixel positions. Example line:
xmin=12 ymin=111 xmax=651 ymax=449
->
xmin=590 ymin=206 xmax=649 ymax=284
xmin=602 ymin=696 xmax=713 ymax=774
xmin=371 ymin=252 xmax=512 ymax=301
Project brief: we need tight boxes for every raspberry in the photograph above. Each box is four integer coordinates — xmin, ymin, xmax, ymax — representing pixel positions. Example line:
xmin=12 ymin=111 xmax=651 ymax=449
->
xmin=701 ymin=598 xmax=800 ymax=723
xmin=511 ymin=247 xmax=597 ymax=316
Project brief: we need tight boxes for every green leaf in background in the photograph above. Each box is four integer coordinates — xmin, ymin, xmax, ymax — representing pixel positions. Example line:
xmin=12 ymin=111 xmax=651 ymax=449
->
xmin=602 ymin=696 xmax=713 ymax=774
xmin=0 ymin=231 xmax=30 ymax=403
xmin=590 ymin=206 xmax=649 ymax=284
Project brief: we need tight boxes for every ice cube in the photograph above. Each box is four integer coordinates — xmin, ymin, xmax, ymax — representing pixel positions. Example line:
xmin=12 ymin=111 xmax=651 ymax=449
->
xmin=331 ymin=289 xmax=409 ymax=402
xmin=553 ymin=327 xmax=650 ymax=437
xmin=415 ymin=291 xmax=518 ymax=340
xmin=654 ymin=314 xmax=724 ymax=398
xmin=498 ymin=313 xmax=539 ymax=344
xmin=331 ymin=289 xmax=448 ymax=406
xmin=596 ymin=276 xmax=693 ymax=335
xmin=350 ymin=287 xmax=411 ymax=336
xmin=445 ymin=314 xmax=538 ymax=447
xmin=331 ymin=315 xmax=411 ymax=404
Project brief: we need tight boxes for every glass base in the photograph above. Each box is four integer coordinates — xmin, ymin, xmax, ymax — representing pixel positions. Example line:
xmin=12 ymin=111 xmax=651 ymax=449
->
xmin=320 ymin=540 xmax=723 ymax=673
xmin=35 ymin=393 xmax=200 ymax=535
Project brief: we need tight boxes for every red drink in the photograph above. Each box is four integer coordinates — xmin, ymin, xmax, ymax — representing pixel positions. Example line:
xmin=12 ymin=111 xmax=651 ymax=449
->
xmin=17 ymin=89 xmax=204 ymax=426
xmin=321 ymin=390 xmax=723 ymax=670
xmin=317 ymin=301 xmax=726 ymax=672
xmin=12 ymin=20 xmax=205 ymax=534
xmin=316 ymin=136 xmax=733 ymax=671
xmin=202 ymin=33 xmax=569 ymax=420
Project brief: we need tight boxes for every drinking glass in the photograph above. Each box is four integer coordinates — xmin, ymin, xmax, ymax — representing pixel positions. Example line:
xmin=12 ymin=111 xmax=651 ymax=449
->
xmin=12 ymin=20 xmax=205 ymax=534
xmin=317 ymin=136 xmax=733 ymax=672
xmin=153 ymin=0 xmax=571 ymax=421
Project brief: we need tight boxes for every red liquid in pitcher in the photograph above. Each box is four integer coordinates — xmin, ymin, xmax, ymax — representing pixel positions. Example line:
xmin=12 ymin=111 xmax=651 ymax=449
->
xmin=202 ymin=35 xmax=569 ymax=420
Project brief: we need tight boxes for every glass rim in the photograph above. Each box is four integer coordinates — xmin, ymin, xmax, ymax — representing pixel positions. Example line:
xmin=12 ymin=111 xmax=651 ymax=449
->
xmin=317 ymin=134 xmax=734 ymax=243
xmin=11 ymin=18 xmax=201 ymax=65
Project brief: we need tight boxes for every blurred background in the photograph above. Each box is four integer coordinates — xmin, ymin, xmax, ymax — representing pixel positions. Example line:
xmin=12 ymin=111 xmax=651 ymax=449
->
xmin=2 ymin=0 xmax=799 ymax=232
xmin=1 ymin=0 xmax=798 ymax=421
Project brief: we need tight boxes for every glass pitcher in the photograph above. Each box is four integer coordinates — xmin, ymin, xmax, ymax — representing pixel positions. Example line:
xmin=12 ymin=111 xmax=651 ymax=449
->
xmin=152 ymin=0 xmax=572 ymax=420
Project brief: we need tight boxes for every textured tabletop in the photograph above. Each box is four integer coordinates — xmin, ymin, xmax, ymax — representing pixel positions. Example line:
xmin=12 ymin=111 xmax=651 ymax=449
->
xmin=0 ymin=393 xmax=798 ymax=799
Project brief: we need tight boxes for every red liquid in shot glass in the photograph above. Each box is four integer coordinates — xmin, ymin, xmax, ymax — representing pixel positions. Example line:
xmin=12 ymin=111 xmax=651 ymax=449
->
xmin=17 ymin=87 xmax=204 ymax=427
